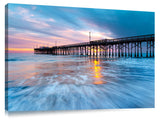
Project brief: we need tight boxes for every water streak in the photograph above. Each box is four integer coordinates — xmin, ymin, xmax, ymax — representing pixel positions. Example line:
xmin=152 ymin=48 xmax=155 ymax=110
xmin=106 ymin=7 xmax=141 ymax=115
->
xmin=6 ymin=53 xmax=154 ymax=111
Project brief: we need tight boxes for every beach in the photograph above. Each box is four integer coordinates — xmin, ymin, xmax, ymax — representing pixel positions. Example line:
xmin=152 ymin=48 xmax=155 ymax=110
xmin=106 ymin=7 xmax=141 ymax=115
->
xmin=6 ymin=53 xmax=154 ymax=111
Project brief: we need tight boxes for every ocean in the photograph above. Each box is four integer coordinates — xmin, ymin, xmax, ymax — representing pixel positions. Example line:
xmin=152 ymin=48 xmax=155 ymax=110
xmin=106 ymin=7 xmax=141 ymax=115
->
xmin=5 ymin=53 xmax=154 ymax=111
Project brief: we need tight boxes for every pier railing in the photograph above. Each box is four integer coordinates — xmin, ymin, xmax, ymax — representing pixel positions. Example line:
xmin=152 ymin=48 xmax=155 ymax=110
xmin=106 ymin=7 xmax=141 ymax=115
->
xmin=34 ymin=34 xmax=154 ymax=58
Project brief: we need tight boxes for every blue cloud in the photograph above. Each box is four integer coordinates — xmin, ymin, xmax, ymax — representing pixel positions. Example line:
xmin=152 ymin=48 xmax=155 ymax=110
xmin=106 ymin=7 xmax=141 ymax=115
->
xmin=7 ymin=3 xmax=154 ymax=42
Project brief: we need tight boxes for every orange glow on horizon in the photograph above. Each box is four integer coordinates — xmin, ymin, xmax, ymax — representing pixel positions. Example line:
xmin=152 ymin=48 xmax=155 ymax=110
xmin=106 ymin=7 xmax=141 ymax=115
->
xmin=6 ymin=48 xmax=34 ymax=53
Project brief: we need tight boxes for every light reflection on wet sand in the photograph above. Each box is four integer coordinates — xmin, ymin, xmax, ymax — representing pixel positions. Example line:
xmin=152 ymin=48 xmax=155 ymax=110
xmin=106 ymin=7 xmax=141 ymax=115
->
xmin=92 ymin=60 xmax=106 ymax=85
xmin=6 ymin=54 xmax=154 ymax=111
xmin=8 ymin=58 xmax=109 ymax=86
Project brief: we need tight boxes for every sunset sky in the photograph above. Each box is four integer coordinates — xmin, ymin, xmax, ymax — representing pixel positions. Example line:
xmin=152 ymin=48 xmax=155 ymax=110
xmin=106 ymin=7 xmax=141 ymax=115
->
xmin=6 ymin=4 xmax=154 ymax=53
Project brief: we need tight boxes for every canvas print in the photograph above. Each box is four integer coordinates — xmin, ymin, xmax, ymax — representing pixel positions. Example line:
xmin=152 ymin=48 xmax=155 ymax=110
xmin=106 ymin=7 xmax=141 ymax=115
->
xmin=5 ymin=3 xmax=155 ymax=112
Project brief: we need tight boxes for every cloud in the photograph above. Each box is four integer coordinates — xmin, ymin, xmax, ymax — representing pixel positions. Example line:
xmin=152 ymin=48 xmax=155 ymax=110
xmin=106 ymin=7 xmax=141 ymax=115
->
xmin=17 ymin=7 xmax=29 ymax=15
xmin=7 ymin=4 xmax=154 ymax=53
xmin=31 ymin=6 xmax=37 ymax=10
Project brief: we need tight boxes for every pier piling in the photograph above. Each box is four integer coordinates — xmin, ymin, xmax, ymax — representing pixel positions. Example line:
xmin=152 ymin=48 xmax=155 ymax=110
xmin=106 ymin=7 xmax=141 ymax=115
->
xmin=34 ymin=34 xmax=154 ymax=58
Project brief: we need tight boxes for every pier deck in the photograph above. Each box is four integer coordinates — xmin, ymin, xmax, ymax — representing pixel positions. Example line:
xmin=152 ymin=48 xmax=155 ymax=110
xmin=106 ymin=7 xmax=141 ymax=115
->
xmin=34 ymin=34 xmax=154 ymax=58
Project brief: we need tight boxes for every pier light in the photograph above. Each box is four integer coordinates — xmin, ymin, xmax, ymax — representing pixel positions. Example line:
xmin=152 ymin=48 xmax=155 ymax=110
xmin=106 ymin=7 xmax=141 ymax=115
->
xmin=89 ymin=32 xmax=91 ymax=42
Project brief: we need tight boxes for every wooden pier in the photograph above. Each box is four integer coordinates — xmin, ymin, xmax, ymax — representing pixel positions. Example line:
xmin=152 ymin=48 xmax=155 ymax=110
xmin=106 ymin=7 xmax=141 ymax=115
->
xmin=34 ymin=34 xmax=155 ymax=58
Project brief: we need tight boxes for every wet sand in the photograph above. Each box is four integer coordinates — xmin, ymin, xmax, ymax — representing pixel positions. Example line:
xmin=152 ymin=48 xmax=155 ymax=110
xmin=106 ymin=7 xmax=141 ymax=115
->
xmin=6 ymin=53 xmax=154 ymax=111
